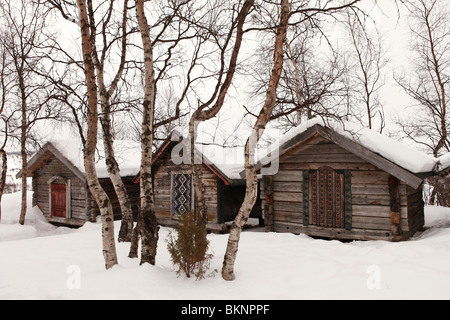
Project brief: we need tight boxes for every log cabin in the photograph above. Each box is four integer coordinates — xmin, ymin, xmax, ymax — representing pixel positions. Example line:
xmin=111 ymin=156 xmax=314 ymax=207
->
xmin=134 ymin=130 xmax=262 ymax=233
xmin=21 ymin=139 xmax=141 ymax=227
xmin=255 ymin=120 xmax=439 ymax=241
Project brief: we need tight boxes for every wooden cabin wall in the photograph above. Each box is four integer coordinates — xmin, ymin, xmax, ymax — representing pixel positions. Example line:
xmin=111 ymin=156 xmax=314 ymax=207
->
xmin=220 ymin=183 xmax=263 ymax=223
xmin=153 ymin=150 xmax=218 ymax=224
xmin=260 ymin=136 xmax=424 ymax=241
xmin=406 ymin=185 xmax=425 ymax=237
xmin=32 ymin=153 xmax=87 ymax=225
xmin=89 ymin=177 xmax=140 ymax=221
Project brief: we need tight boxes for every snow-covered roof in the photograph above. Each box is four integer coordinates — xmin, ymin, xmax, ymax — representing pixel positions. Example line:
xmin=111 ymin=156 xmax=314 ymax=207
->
xmin=253 ymin=119 xmax=443 ymax=188
xmin=264 ymin=118 xmax=437 ymax=174
xmin=151 ymin=130 xmax=245 ymax=184
xmin=437 ymin=153 xmax=450 ymax=173
xmin=26 ymin=138 xmax=141 ymax=180
xmin=198 ymin=143 xmax=245 ymax=181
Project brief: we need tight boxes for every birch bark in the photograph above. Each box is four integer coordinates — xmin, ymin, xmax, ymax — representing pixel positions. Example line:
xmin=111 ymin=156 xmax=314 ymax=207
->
xmin=134 ymin=0 xmax=159 ymax=265
xmin=77 ymin=0 xmax=118 ymax=269
xmin=89 ymin=0 xmax=134 ymax=243
xmin=189 ymin=0 xmax=255 ymax=224
xmin=221 ymin=0 xmax=289 ymax=281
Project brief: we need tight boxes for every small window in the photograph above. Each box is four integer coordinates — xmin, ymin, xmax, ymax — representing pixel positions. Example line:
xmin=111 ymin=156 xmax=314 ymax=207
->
xmin=309 ymin=166 xmax=345 ymax=228
xmin=171 ymin=173 xmax=192 ymax=216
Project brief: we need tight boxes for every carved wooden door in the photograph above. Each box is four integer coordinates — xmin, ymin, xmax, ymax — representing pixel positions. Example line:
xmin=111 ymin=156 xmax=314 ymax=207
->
xmin=310 ymin=167 xmax=345 ymax=228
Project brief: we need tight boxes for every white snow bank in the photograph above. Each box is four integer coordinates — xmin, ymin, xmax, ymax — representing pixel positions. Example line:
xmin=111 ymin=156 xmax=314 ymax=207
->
xmin=0 ymin=192 xmax=44 ymax=225
xmin=1 ymin=192 xmax=450 ymax=300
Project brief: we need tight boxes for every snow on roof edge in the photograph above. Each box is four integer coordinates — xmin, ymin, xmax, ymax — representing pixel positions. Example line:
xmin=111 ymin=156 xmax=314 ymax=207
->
xmin=258 ymin=118 xmax=438 ymax=174
xmin=36 ymin=138 xmax=141 ymax=179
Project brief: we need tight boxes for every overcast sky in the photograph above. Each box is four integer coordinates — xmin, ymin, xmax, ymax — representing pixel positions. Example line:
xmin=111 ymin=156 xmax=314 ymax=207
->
xmin=37 ymin=1 xmax=439 ymax=152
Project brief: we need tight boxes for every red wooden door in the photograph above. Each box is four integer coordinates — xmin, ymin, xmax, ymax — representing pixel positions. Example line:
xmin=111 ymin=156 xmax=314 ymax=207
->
xmin=51 ymin=184 xmax=66 ymax=217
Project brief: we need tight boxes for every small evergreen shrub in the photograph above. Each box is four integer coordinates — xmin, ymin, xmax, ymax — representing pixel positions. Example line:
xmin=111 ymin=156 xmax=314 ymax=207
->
xmin=166 ymin=212 xmax=214 ymax=280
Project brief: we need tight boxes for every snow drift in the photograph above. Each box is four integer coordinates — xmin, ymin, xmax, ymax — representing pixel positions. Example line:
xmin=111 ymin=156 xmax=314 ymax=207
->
xmin=1 ymin=192 xmax=450 ymax=300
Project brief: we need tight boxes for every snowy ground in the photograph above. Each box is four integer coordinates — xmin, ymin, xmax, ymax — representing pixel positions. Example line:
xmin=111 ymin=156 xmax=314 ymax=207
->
xmin=1 ymin=192 xmax=450 ymax=300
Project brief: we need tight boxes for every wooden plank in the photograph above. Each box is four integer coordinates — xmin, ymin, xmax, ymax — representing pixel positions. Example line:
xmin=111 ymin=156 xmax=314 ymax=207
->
xmin=351 ymin=184 xmax=407 ymax=195
xmin=344 ymin=170 xmax=352 ymax=231
xmin=273 ymin=201 xmax=302 ymax=212
xmin=352 ymin=216 xmax=392 ymax=230
xmin=351 ymin=171 xmax=390 ymax=184
xmin=293 ymin=143 xmax=353 ymax=155
xmin=273 ymin=191 xmax=302 ymax=202
xmin=272 ymin=221 xmax=396 ymax=241
xmin=279 ymin=162 xmax=378 ymax=171
xmin=406 ymin=185 xmax=425 ymax=235
xmin=282 ymin=153 xmax=366 ymax=163
xmin=254 ymin=127 xmax=320 ymax=174
xmin=302 ymin=170 xmax=309 ymax=226
xmin=280 ymin=134 xmax=329 ymax=156
xmin=273 ymin=210 xmax=303 ymax=223
xmin=352 ymin=205 xmax=391 ymax=217
xmin=352 ymin=205 xmax=407 ymax=217
xmin=315 ymin=126 xmax=424 ymax=189
xmin=352 ymin=181 xmax=389 ymax=196
xmin=273 ymin=170 xmax=303 ymax=182
xmin=352 ymin=194 xmax=407 ymax=206
xmin=352 ymin=215 xmax=409 ymax=230
xmin=273 ymin=181 xmax=302 ymax=192
xmin=263 ymin=175 xmax=274 ymax=232
xmin=388 ymin=175 xmax=402 ymax=236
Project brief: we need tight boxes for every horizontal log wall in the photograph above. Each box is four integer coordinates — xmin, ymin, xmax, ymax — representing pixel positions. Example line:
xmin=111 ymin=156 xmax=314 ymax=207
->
xmin=89 ymin=177 xmax=140 ymax=221
xmin=33 ymin=152 xmax=140 ymax=225
xmin=261 ymin=137 xmax=422 ymax=241
xmin=153 ymin=150 xmax=218 ymax=223
xmin=32 ymin=154 xmax=88 ymax=223
xmin=406 ymin=185 xmax=425 ymax=237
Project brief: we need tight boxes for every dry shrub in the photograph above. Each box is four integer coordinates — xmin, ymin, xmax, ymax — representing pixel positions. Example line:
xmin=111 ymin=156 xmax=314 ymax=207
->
xmin=166 ymin=212 xmax=214 ymax=280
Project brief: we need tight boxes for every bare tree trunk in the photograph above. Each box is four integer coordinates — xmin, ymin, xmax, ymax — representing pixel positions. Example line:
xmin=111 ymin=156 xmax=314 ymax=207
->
xmin=222 ymin=0 xmax=289 ymax=281
xmin=18 ymin=77 xmax=27 ymax=225
xmin=135 ymin=0 xmax=159 ymax=265
xmin=189 ymin=0 xmax=255 ymax=224
xmin=87 ymin=0 xmax=134 ymax=243
xmin=285 ymin=41 xmax=304 ymax=126
xmin=0 ymin=47 xmax=6 ymax=224
xmin=1 ymin=0 xmax=61 ymax=225
xmin=189 ymin=119 xmax=207 ymax=223
xmin=100 ymin=111 xmax=134 ymax=242
xmin=77 ymin=0 xmax=118 ymax=270
xmin=0 ymin=149 xmax=6 ymax=223
xmin=128 ymin=220 xmax=140 ymax=258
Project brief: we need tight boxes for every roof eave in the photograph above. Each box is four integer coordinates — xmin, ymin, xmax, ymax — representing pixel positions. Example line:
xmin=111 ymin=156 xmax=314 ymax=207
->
xmin=252 ymin=124 xmax=426 ymax=189
xmin=18 ymin=142 xmax=86 ymax=183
